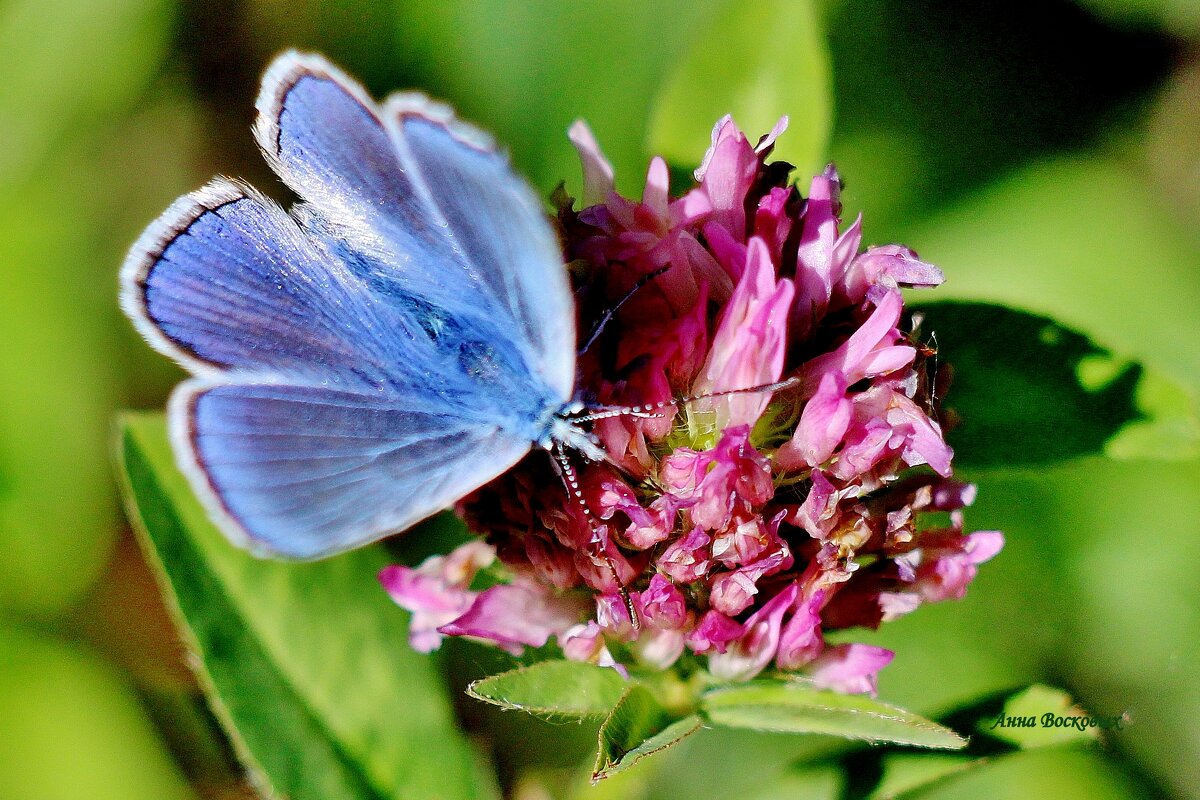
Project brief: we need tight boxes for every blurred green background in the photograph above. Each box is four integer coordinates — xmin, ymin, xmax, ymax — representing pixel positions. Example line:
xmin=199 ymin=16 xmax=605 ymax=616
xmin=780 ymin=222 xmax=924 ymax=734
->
xmin=1 ymin=0 xmax=1198 ymax=797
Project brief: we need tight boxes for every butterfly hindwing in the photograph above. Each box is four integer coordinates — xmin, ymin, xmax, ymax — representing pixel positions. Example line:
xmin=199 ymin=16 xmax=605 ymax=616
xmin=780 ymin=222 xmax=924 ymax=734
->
xmin=171 ymin=380 xmax=533 ymax=559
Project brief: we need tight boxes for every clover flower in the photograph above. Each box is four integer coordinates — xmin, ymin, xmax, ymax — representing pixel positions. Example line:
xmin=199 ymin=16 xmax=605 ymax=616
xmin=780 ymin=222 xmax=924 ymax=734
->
xmin=383 ymin=115 xmax=1001 ymax=694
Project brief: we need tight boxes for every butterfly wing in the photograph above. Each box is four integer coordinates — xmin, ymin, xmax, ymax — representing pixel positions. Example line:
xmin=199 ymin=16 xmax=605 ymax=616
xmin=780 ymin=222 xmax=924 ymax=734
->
xmin=385 ymin=95 xmax=576 ymax=398
xmin=170 ymin=380 xmax=530 ymax=559
xmin=255 ymin=52 xmax=575 ymax=399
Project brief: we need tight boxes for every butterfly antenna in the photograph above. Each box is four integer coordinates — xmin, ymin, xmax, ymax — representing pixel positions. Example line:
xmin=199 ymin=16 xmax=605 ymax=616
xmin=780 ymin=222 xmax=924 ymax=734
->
xmin=551 ymin=442 xmax=640 ymax=631
xmin=578 ymin=265 xmax=672 ymax=355
xmin=571 ymin=375 xmax=803 ymax=423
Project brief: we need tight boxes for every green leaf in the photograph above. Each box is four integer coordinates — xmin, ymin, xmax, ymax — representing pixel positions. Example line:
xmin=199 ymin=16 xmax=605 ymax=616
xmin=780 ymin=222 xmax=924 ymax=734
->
xmin=116 ymin=413 xmax=497 ymax=800
xmin=701 ymin=681 xmax=967 ymax=749
xmin=647 ymin=0 xmax=832 ymax=177
xmin=468 ymin=660 xmax=628 ymax=720
xmin=979 ymin=685 xmax=1103 ymax=749
xmin=883 ymin=746 xmax=1145 ymax=800
xmin=865 ymin=753 xmax=978 ymax=800
xmin=593 ymin=687 xmax=702 ymax=781
xmin=912 ymin=301 xmax=1198 ymax=465
xmin=744 ymin=764 xmax=845 ymax=800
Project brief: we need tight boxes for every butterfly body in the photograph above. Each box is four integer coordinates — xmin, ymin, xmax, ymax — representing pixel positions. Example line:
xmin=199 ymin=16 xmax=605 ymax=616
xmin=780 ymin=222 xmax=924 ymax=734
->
xmin=122 ymin=52 xmax=581 ymax=559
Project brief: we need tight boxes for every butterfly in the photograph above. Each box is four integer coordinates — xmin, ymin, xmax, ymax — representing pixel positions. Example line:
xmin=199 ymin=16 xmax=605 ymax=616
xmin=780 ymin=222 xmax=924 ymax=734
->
xmin=121 ymin=52 xmax=602 ymax=560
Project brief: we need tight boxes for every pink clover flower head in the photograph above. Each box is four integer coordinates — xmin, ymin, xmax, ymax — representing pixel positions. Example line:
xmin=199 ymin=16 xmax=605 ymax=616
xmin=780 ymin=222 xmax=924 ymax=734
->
xmin=385 ymin=115 xmax=1001 ymax=693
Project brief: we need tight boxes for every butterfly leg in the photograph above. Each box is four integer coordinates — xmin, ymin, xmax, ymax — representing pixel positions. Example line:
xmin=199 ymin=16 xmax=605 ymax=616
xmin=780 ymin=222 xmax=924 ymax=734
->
xmin=550 ymin=443 xmax=640 ymax=631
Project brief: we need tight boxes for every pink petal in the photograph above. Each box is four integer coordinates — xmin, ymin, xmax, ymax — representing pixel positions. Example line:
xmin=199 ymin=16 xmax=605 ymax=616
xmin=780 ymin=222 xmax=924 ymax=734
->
xmin=808 ymin=643 xmax=894 ymax=696
xmin=643 ymin=156 xmax=670 ymax=219
xmin=776 ymin=371 xmax=852 ymax=470
xmin=569 ymin=119 xmax=615 ymax=207
xmin=792 ymin=167 xmax=843 ymax=337
xmin=841 ymin=245 xmax=944 ymax=305
xmin=439 ymin=583 xmax=587 ymax=653
xmin=693 ymin=237 xmax=795 ymax=430
xmin=686 ymin=610 xmax=744 ymax=654
xmin=776 ymin=587 xmax=828 ymax=670
xmin=798 ymin=289 xmax=913 ymax=396
xmin=707 ymin=583 xmax=798 ymax=681
xmin=657 ymin=528 xmax=713 ymax=583
xmin=637 ymin=574 xmax=689 ymax=629
xmin=755 ymin=116 xmax=789 ymax=153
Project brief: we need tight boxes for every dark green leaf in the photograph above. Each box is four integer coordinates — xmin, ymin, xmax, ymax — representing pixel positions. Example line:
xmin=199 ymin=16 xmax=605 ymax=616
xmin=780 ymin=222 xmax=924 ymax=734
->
xmin=863 ymin=753 xmax=979 ymax=800
xmin=903 ymin=158 xmax=1200 ymax=401
xmin=116 ymin=413 xmax=496 ymax=800
xmin=701 ymin=681 xmax=966 ymax=749
xmin=467 ymin=661 xmax=628 ymax=720
xmin=593 ymin=687 xmax=702 ymax=781
xmin=913 ymin=301 xmax=1199 ymax=465
xmin=648 ymin=0 xmax=832 ymax=177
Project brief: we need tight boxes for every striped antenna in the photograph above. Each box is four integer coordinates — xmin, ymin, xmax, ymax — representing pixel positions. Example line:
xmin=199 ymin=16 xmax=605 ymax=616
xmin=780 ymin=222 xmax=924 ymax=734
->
xmin=570 ymin=375 xmax=803 ymax=424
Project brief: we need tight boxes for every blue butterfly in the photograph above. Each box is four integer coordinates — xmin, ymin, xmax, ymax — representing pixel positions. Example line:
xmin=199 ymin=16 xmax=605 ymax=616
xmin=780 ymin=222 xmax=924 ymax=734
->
xmin=121 ymin=52 xmax=600 ymax=559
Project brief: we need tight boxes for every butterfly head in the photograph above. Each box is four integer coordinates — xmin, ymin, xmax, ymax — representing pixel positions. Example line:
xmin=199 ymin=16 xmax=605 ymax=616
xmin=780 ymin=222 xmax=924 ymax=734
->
xmin=544 ymin=413 xmax=608 ymax=463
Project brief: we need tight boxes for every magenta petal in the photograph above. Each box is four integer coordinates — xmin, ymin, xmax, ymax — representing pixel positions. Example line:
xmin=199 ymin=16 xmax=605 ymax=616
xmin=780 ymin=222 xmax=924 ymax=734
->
xmin=686 ymin=610 xmax=744 ymax=654
xmin=707 ymin=583 xmax=798 ymax=681
xmin=439 ymin=584 xmax=586 ymax=653
xmin=710 ymin=541 xmax=792 ymax=615
xmin=380 ymin=566 xmax=475 ymax=653
xmin=657 ymin=528 xmax=713 ymax=583
xmin=643 ymin=156 xmax=671 ymax=218
xmin=791 ymin=469 xmax=849 ymax=540
xmin=792 ymin=171 xmax=842 ymax=334
xmin=637 ymin=574 xmax=688 ymax=629
xmin=808 ymin=643 xmax=894 ymax=696
xmin=693 ymin=237 xmax=795 ymax=430
xmin=799 ymin=289 xmax=908 ymax=396
xmin=915 ymin=530 xmax=1005 ymax=602
xmin=379 ymin=566 xmax=467 ymax=615
xmin=379 ymin=541 xmax=494 ymax=654
xmin=709 ymin=570 xmax=759 ymax=616
xmin=755 ymin=116 xmax=789 ymax=153
xmin=845 ymin=245 xmax=945 ymax=301
xmin=777 ymin=371 xmax=851 ymax=469
xmin=965 ymin=530 xmax=1005 ymax=563
xmin=775 ymin=587 xmax=827 ymax=670
xmin=930 ymin=481 xmax=978 ymax=511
